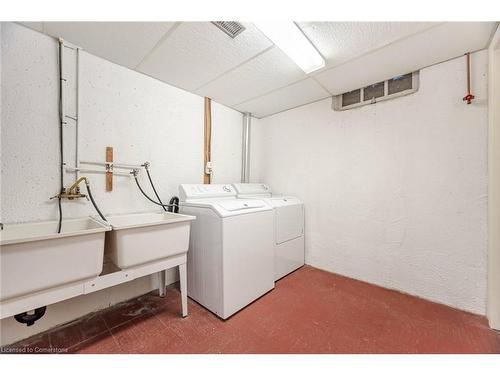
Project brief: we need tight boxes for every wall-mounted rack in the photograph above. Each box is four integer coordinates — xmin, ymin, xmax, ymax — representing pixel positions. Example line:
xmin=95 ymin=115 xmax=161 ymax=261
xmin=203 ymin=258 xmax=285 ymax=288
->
xmin=64 ymin=159 xmax=148 ymax=185
xmin=80 ymin=160 xmax=144 ymax=170
xmin=65 ymin=167 xmax=133 ymax=177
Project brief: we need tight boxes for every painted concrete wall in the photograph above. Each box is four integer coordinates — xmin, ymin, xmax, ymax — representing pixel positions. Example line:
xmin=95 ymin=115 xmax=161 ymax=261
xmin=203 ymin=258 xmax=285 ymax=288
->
xmin=0 ymin=22 xmax=243 ymax=345
xmin=251 ymin=51 xmax=488 ymax=315
xmin=488 ymin=26 xmax=500 ymax=329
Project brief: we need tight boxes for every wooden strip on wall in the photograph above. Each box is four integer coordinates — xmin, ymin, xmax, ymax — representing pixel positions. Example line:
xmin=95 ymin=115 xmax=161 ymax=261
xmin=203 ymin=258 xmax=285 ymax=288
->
xmin=106 ymin=146 xmax=113 ymax=192
xmin=204 ymin=97 xmax=212 ymax=184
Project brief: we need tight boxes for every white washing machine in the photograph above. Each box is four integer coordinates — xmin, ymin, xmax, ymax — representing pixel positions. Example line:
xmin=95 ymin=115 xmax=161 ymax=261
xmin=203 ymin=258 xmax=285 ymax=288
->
xmin=179 ymin=184 xmax=275 ymax=319
xmin=232 ymin=183 xmax=305 ymax=281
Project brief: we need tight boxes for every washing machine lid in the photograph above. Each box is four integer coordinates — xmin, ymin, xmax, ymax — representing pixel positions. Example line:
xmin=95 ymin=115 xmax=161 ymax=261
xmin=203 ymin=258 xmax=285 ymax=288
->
xmin=217 ymin=199 xmax=266 ymax=211
xmin=179 ymin=184 xmax=236 ymax=201
xmin=232 ymin=183 xmax=272 ymax=196
xmin=182 ymin=198 xmax=271 ymax=217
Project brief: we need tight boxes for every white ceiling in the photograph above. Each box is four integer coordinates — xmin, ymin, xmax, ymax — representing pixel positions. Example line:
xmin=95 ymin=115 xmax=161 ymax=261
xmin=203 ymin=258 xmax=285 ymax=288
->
xmin=20 ymin=21 xmax=498 ymax=118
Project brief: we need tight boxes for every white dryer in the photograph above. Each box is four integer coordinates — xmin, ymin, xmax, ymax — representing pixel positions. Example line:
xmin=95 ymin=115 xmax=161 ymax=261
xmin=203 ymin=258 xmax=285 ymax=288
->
xmin=232 ymin=183 xmax=305 ymax=281
xmin=179 ymin=184 xmax=274 ymax=319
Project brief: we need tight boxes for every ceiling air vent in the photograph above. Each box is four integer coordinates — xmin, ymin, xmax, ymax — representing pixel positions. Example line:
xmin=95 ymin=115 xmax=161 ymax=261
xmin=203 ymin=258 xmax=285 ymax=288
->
xmin=332 ymin=71 xmax=420 ymax=111
xmin=211 ymin=21 xmax=246 ymax=38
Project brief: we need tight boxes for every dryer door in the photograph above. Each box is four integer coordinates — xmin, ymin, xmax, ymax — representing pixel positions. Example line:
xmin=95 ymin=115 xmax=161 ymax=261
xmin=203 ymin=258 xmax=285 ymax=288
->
xmin=274 ymin=200 xmax=304 ymax=244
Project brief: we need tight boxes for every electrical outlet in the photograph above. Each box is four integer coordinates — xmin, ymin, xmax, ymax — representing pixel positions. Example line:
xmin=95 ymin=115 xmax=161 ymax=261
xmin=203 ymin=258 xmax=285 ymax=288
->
xmin=205 ymin=161 xmax=213 ymax=175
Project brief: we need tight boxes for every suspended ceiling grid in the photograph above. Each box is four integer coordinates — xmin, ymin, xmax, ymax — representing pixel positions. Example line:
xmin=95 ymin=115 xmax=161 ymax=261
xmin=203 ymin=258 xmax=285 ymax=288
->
xmin=20 ymin=21 xmax=498 ymax=118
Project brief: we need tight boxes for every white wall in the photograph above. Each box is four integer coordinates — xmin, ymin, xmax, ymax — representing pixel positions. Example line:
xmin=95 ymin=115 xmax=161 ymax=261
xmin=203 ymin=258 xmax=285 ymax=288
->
xmin=211 ymin=102 xmax=243 ymax=183
xmin=488 ymin=25 xmax=500 ymax=329
xmin=0 ymin=22 xmax=243 ymax=345
xmin=251 ymin=50 xmax=488 ymax=315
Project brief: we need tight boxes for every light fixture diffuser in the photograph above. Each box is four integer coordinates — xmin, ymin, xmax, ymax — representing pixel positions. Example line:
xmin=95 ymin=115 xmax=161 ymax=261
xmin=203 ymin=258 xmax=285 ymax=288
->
xmin=253 ymin=21 xmax=325 ymax=74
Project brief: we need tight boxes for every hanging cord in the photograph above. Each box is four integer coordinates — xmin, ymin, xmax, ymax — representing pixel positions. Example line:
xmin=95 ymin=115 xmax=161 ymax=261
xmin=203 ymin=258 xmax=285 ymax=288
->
xmin=57 ymin=191 xmax=62 ymax=233
xmin=139 ymin=165 xmax=179 ymax=212
xmin=144 ymin=164 xmax=167 ymax=212
xmin=133 ymin=171 xmax=178 ymax=211
xmin=84 ymin=181 xmax=107 ymax=222
xmin=57 ymin=40 xmax=64 ymax=233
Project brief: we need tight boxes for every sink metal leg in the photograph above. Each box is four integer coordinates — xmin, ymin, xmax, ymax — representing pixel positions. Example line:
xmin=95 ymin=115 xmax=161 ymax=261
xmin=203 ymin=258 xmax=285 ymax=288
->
xmin=158 ymin=270 xmax=166 ymax=298
xmin=179 ymin=263 xmax=188 ymax=317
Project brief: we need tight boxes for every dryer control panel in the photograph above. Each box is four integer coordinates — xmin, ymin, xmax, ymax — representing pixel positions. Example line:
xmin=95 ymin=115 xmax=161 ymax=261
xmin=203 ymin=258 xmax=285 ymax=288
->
xmin=179 ymin=184 xmax=236 ymax=201
xmin=232 ymin=183 xmax=271 ymax=195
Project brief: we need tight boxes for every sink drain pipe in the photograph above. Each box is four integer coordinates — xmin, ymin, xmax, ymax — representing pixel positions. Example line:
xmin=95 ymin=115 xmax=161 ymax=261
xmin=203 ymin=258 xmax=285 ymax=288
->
xmin=14 ymin=306 xmax=47 ymax=326
xmin=168 ymin=196 xmax=179 ymax=213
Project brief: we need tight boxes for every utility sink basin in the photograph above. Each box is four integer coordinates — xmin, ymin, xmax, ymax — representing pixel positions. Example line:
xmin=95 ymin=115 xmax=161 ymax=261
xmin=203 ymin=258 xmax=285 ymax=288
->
xmin=0 ymin=217 xmax=110 ymax=301
xmin=105 ymin=212 xmax=195 ymax=269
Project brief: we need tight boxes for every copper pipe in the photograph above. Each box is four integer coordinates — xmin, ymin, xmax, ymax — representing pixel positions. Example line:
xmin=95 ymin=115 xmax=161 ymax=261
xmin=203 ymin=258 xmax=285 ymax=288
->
xmin=463 ymin=52 xmax=475 ymax=104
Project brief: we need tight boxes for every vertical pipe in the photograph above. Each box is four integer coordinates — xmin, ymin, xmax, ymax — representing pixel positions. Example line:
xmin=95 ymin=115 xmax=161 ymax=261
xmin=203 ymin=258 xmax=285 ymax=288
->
xmin=57 ymin=39 xmax=65 ymax=233
xmin=241 ymin=113 xmax=251 ymax=183
xmin=466 ymin=52 xmax=471 ymax=94
xmin=75 ymin=47 xmax=80 ymax=180
xmin=204 ymin=97 xmax=212 ymax=184
xmin=59 ymin=38 xmax=66 ymax=187
xmin=463 ymin=52 xmax=475 ymax=104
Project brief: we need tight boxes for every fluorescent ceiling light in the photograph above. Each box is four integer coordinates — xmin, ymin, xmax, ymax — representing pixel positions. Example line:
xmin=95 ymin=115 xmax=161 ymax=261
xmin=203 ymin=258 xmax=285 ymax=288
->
xmin=254 ymin=21 xmax=325 ymax=74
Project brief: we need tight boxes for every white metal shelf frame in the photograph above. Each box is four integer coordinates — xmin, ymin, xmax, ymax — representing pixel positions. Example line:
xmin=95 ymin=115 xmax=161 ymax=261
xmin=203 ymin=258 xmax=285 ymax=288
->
xmin=0 ymin=253 xmax=188 ymax=320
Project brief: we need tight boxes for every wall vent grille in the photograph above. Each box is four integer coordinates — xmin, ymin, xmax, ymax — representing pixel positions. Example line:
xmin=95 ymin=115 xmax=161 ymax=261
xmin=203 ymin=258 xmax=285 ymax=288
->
xmin=211 ymin=22 xmax=246 ymax=38
xmin=332 ymin=72 xmax=419 ymax=111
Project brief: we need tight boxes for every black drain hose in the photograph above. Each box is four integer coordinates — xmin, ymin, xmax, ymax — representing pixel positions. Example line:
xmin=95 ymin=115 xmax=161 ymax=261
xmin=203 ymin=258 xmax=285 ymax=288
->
xmin=169 ymin=196 xmax=180 ymax=213
xmin=85 ymin=182 xmax=107 ymax=222
xmin=146 ymin=168 xmax=167 ymax=212
xmin=134 ymin=176 xmax=178 ymax=211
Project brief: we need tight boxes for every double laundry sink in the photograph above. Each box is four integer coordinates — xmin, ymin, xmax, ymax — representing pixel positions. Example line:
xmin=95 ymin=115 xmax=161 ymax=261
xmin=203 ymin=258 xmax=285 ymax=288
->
xmin=0 ymin=212 xmax=195 ymax=304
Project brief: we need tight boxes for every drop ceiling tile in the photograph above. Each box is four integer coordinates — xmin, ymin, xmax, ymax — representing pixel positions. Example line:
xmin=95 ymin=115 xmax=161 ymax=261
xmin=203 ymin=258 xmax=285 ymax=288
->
xmin=196 ymin=46 xmax=306 ymax=106
xmin=298 ymin=22 xmax=439 ymax=69
xmin=42 ymin=22 xmax=176 ymax=68
xmin=18 ymin=21 xmax=497 ymax=119
xmin=315 ymin=22 xmax=497 ymax=95
xmin=17 ymin=22 xmax=44 ymax=32
xmin=235 ymin=78 xmax=330 ymax=118
xmin=137 ymin=22 xmax=273 ymax=91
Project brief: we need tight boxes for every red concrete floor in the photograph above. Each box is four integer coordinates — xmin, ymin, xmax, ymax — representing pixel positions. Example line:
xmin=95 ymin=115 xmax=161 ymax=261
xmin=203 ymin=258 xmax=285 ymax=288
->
xmin=5 ymin=266 xmax=500 ymax=354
